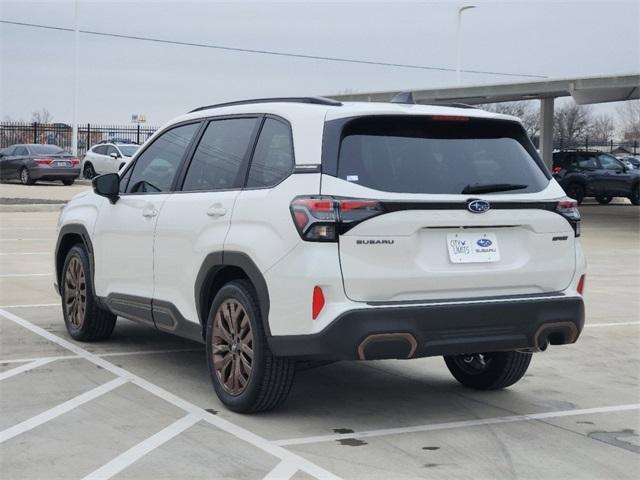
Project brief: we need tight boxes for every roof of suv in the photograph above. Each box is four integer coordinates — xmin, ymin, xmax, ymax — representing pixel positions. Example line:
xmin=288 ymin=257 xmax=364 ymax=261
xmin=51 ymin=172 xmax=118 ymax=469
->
xmin=176 ymin=99 xmax=521 ymax=125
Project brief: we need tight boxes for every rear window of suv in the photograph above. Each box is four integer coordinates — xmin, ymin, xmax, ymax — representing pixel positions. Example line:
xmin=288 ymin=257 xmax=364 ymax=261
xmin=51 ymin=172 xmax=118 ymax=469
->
xmin=334 ymin=115 xmax=549 ymax=194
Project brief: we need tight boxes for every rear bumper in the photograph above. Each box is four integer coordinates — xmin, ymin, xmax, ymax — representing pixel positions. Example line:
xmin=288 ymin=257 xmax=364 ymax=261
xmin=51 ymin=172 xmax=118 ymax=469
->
xmin=31 ymin=167 xmax=80 ymax=180
xmin=268 ymin=295 xmax=585 ymax=360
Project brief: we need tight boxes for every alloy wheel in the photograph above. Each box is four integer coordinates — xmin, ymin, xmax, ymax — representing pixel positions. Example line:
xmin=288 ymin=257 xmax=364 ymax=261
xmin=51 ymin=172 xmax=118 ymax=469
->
xmin=64 ymin=256 xmax=86 ymax=328
xmin=20 ymin=168 xmax=29 ymax=184
xmin=212 ymin=299 xmax=254 ymax=395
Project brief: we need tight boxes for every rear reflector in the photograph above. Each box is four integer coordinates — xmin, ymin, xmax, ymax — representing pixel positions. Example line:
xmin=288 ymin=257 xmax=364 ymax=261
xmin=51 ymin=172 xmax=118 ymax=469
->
xmin=577 ymin=275 xmax=586 ymax=295
xmin=312 ymin=286 xmax=325 ymax=320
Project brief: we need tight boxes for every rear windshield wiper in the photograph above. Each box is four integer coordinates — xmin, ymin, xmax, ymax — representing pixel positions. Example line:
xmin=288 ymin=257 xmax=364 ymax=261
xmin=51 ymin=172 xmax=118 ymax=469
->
xmin=461 ymin=183 xmax=528 ymax=194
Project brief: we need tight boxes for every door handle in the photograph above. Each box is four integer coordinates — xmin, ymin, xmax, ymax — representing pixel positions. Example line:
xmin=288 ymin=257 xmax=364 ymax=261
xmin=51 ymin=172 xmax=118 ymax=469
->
xmin=142 ymin=207 xmax=158 ymax=218
xmin=206 ymin=205 xmax=227 ymax=217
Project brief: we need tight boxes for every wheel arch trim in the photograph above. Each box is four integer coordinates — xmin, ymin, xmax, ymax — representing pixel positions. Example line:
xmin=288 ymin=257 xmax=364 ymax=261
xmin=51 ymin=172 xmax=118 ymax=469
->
xmin=55 ymin=224 xmax=96 ymax=299
xmin=195 ymin=251 xmax=271 ymax=336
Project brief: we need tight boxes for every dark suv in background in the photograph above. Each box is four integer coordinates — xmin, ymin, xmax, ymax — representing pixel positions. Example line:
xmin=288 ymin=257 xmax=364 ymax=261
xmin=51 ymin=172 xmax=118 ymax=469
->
xmin=553 ymin=150 xmax=640 ymax=205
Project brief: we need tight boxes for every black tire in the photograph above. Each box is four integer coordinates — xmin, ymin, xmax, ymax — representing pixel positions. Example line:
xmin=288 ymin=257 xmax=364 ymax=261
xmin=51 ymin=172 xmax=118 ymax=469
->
xmin=206 ymin=279 xmax=295 ymax=413
xmin=20 ymin=167 xmax=34 ymax=185
xmin=62 ymin=179 xmax=75 ymax=186
xmin=595 ymin=195 xmax=612 ymax=204
xmin=631 ymin=184 xmax=640 ymax=206
xmin=83 ymin=163 xmax=96 ymax=180
xmin=444 ymin=351 xmax=532 ymax=390
xmin=564 ymin=183 xmax=585 ymax=204
xmin=61 ymin=245 xmax=116 ymax=341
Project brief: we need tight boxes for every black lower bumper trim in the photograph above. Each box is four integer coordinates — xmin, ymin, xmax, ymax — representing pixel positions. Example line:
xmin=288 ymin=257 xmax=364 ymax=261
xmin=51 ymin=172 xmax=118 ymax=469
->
xmin=268 ymin=296 xmax=585 ymax=360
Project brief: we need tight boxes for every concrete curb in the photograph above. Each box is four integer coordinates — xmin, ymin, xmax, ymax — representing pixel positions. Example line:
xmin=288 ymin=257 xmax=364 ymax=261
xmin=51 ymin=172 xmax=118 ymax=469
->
xmin=0 ymin=204 xmax=66 ymax=213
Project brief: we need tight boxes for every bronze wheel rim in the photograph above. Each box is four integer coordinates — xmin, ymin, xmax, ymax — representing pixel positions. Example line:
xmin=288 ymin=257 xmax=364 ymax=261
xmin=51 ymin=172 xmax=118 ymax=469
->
xmin=212 ymin=299 xmax=254 ymax=396
xmin=64 ymin=256 xmax=86 ymax=329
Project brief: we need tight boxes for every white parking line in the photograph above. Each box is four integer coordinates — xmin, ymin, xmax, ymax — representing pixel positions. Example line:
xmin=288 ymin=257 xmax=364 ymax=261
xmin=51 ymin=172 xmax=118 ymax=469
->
xmin=0 ymin=303 xmax=59 ymax=308
xmin=0 ymin=238 xmax=51 ymax=241
xmin=0 ymin=377 xmax=128 ymax=443
xmin=0 ymin=309 xmax=342 ymax=480
xmin=0 ymin=358 xmax=57 ymax=381
xmin=263 ymin=460 xmax=300 ymax=480
xmin=0 ymin=273 xmax=52 ymax=278
xmin=0 ymin=349 xmax=204 ymax=365
xmin=0 ymin=252 xmax=50 ymax=256
xmin=274 ymin=403 xmax=640 ymax=447
xmin=586 ymin=321 xmax=640 ymax=328
xmin=82 ymin=413 xmax=202 ymax=480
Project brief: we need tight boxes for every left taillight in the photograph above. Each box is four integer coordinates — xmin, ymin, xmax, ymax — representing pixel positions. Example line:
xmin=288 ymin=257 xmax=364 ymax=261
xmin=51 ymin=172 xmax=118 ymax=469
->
xmin=555 ymin=198 xmax=581 ymax=237
xmin=290 ymin=196 xmax=384 ymax=242
xmin=71 ymin=158 xmax=79 ymax=165
xmin=34 ymin=158 xmax=52 ymax=165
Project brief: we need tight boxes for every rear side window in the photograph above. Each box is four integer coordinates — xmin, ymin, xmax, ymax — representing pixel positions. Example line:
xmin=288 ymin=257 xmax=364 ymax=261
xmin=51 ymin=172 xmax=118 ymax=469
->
xmin=182 ymin=117 xmax=257 ymax=192
xmin=575 ymin=154 xmax=597 ymax=169
xmin=126 ymin=123 xmax=199 ymax=193
xmin=30 ymin=145 xmax=65 ymax=155
xmin=246 ymin=118 xmax=294 ymax=188
xmin=15 ymin=147 xmax=29 ymax=156
xmin=335 ymin=116 xmax=549 ymax=194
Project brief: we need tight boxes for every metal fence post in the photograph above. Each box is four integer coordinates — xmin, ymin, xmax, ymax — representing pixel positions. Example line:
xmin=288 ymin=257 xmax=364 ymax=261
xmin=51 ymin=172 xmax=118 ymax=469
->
xmin=585 ymin=137 xmax=588 ymax=151
xmin=33 ymin=122 xmax=38 ymax=144
xmin=137 ymin=124 xmax=140 ymax=144
xmin=610 ymin=139 xmax=613 ymax=152
xmin=87 ymin=123 xmax=91 ymax=153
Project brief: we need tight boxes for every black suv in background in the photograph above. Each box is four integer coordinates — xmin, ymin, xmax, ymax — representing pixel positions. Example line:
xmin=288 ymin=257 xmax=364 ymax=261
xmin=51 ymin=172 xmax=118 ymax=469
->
xmin=553 ymin=150 xmax=640 ymax=205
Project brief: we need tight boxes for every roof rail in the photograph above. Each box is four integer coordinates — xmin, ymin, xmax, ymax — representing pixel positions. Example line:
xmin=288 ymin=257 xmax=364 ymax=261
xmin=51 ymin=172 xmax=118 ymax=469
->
xmin=188 ymin=97 xmax=342 ymax=113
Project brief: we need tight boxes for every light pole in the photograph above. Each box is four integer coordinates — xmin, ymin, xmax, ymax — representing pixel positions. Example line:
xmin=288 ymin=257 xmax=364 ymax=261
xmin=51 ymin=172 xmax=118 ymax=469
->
xmin=71 ymin=0 xmax=79 ymax=157
xmin=455 ymin=5 xmax=476 ymax=85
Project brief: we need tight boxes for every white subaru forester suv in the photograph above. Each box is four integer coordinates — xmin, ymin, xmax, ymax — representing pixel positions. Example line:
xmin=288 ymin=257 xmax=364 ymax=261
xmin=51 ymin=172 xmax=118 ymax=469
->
xmin=55 ymin=97 xmax=586 ymax=412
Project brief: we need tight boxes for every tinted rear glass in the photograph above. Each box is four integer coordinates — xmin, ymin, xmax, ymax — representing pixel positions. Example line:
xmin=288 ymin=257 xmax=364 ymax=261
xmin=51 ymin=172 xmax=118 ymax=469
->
xmin=30 ymin=145 xmax=66 ymax=154
xmin=336 ymin=116 xmax=549 ymax=194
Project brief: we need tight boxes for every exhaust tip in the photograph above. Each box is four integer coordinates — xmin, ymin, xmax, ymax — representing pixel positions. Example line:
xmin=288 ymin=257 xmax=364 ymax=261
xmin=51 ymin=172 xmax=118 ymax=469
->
xmin=358 ymin=333 xmax=417 ymax=360
xmin=535 ymin=322 xmax=579 ymax=351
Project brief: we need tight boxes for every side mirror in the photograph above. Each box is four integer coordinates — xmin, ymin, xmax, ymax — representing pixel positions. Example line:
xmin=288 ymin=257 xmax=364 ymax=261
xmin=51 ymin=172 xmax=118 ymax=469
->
xmin=93 ymin=173 xmax=120 ymax=204
xmin=110 ymin=152 xmax=120 ymax=159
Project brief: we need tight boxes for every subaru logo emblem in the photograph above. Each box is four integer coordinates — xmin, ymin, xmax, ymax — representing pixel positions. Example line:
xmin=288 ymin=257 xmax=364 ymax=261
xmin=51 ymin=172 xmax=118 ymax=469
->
xmin=477 ymin=238 xmax=492 ymax=247
xmin=468 ymin=199 xmax=490 ymax=213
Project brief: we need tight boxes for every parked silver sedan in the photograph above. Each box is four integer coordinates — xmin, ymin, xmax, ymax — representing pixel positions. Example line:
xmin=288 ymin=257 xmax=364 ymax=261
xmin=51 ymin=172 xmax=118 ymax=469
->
xmin=0 ymin=144 xmax=80 ymax=185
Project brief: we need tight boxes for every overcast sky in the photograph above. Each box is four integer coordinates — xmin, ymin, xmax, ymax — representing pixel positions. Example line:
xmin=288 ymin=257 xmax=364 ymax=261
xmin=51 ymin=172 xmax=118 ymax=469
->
xmin=1 ymin=0 xmax=638 ymax=125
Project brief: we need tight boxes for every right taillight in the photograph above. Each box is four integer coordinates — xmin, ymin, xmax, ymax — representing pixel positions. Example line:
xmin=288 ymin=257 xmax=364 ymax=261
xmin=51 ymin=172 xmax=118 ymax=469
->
xmin=290 ymin=196 xmax=384 ymax=242
xmin=577 ymin=274 xmax=586 ymax=295
xmin=556 ymin=199 xmax=581 ymax=237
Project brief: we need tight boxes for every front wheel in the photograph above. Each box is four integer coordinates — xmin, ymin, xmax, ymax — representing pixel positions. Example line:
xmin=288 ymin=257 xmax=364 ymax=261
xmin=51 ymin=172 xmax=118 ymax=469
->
xmin=61 ymin=245 xmax=116 ymax=341
xmin=444 ymin=351 xmax=532 ymax=390
xmin=20 ymin=167 xmax=34 ymax=185
xmin=206 ymin=280 xmax=295 ymax=413
xmin=83 ymin=163 xmax=96 ymax=180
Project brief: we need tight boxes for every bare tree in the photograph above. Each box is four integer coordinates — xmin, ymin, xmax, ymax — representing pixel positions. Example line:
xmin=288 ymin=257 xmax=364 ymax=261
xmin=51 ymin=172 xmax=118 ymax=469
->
xmin=31 ymin=108 xmax=53 ymax=124
xmin=478 ymin=101 xmax=539 ymax=138
xmin=553 ymin=101 xmax=592 ymax=147
xmin=589 ymin=113 xmax=615 ymax=145
xmin=617 ymin=100 xmax=640 ymax=141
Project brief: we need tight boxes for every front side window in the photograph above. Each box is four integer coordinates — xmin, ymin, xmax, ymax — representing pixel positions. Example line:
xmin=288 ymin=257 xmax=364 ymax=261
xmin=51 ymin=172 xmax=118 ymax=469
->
xmin=106 ymin=145 xmax=119 ymax=157
xmin=335 ymin=116 xmax=549 ymax=194
xmin=247 ymin=118 xmax=294 ymax=188
xmin=15 ymin=147 xmax=29 ymax=156
xmin=598 ymin=154 xmax=624 ymax=171
xmin=182 ymin=118 xmax=257 ymax=192
xmin=126 ymin=123 xmax=199 ymax=193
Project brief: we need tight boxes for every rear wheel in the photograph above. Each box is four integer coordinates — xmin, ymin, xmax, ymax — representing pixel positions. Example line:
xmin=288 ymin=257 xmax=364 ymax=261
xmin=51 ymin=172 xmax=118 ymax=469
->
xmin=62 ymin=179 xmax=75 ymax=186
xmin=444 ymin=351 xmax=532 ymax=390
xmin=564 ymin=183 xmax=585 ymax=204
xmin=83 ymin=163 xmax=96 ymax=180
xmin=595 ymin=195 xmax=612 ymax=204
xmin=206 ymin=280 xmax=295 ymax=413
xmin=20 ymin=167 xmax=34 ymax=185
xmin=61 ymin=245 xmax=116 ymax=341
xmin=630 ymin=184 xmax=640 ymax=206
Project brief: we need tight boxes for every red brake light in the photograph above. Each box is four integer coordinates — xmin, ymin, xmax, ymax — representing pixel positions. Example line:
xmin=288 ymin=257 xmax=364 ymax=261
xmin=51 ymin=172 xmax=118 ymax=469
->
xmin=553 ymin=166 xmax=562 ymax=174
xmin=290 ymin=196 xmax=383 ymax=242
xmin=34 ymin=158 xmax=52 ymax=165
xmin=577 ymin=275 xmax=586 ymax=295
xmin=431 ymin=115 xmax=469 ymax=122
xmin=71 ymin=158 xmax=79 ymax=165
xmin=312 ymin=286 xmax=325 ymax=320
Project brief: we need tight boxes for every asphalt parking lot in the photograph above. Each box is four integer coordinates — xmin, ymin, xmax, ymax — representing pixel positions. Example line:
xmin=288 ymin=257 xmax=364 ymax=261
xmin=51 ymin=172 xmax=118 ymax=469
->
xmin=0 ymin=199 xmax=638 ymax=479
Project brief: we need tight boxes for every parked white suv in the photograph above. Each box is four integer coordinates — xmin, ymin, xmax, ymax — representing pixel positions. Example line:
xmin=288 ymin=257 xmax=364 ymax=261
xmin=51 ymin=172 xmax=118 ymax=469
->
xmin=55 ymin=97 xmax=586 ymax=412
xmin=82 ymin=142 xmax=140 ymax=179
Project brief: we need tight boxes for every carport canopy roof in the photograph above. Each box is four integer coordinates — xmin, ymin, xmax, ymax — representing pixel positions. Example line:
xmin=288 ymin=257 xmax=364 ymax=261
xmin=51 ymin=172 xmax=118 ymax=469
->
xmin=330 ymin=73 xmax=640 ymax=106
